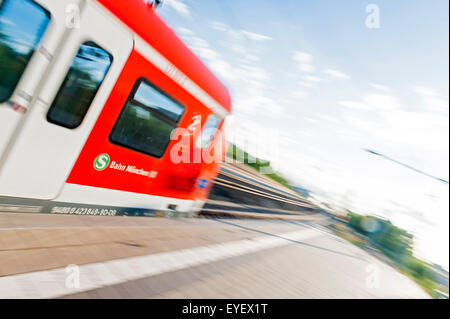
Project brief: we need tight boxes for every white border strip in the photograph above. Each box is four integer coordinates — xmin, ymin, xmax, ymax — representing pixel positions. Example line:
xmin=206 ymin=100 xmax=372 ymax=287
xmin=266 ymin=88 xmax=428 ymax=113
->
xmin=0 ymin=228 xmax=321 ymax=298
xmin=134 ymin=36 xmax=229 ymax=119
xmin=56 ymin=183 xmax=196 ymax=213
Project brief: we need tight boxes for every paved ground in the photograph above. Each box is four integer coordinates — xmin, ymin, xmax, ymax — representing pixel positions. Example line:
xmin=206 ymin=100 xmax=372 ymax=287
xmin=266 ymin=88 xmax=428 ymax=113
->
xmin=0 ymin=212 xmax=430 ymax=298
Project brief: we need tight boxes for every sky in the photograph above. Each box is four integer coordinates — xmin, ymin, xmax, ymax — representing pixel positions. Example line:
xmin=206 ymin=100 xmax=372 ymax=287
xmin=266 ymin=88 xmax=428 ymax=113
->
xmin=158 ymin=0 xmax=449 ymax=269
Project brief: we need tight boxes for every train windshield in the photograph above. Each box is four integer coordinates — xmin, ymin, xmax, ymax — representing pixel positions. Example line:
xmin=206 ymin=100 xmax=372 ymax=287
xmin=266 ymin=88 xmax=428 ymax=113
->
xmin=196 ymin=113 xmax=221 ymax=149
xmin=0 ymin=0 xmax=50 ymax=103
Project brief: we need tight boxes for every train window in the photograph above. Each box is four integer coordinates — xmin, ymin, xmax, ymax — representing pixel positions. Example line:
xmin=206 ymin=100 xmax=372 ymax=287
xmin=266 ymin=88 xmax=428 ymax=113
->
xmin=196 ymin=113 xmax=221 ymax=149
xmin=47 ymin=41 xmax=112 ymax=129
xmin=110 ymin=79 xmax=185 ymax=158
xmin=0 ymin=0 xmax=50 ymax=103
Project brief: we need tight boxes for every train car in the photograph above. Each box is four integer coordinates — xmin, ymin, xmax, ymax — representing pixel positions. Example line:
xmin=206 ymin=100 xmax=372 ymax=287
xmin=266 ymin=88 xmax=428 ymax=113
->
xmin=0 ymin=0 xmax=231 ymax=217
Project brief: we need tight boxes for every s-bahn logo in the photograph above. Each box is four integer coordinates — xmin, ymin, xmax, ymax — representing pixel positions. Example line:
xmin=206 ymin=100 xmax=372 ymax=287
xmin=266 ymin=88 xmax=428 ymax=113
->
xmin=94 ymin=153 xmax=110 ymax=171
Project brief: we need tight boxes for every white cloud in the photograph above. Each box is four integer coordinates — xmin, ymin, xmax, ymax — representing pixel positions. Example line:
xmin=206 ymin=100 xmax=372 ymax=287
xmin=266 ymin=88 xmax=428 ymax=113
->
xmin=292 ymin=90 xmax=309 ymax=100
xmin=322 ymin=69 xmax=350 ymax=79
xmin=209 ymin=59 xmax=237 ymax=81
xmin=176 ymin=27 xmax=195 ymax=36
xmin=413 ymin=86 xmax=449 ymax=114
xmin=165 ymin=0 xmax=190 ymax=17
xmin=339 ymin=93 xmax=402 ymax=112
xmin=241 ymin=65 xmax=270 ymax=82
xmin=244 ymin=54 xmax=260 ymax=62
xmin=303 ymin=75 xmax=321 ymax=83
xmin=343 ymin=114 xmax=377 ymax=131
xmin=342 ymin=93 xmax=448 ymax=156
xmin=293 ymin=51 xmax=313 ymax=63
xmin=233 ymin=94 xmax=283 ymax=118
xmin=177 ymin=30 xmax=236 ymax=81
xmin=338 ymin=100 xmax=371 ymax=110
xmin=293 ymin=51 xmax=315 ymax=73
xmin=305 ymin=117 xmax=319 ymax=123
xmin=210 ymin=22 xmax=272 ymax=42
xmin=319 ymin=114 xmax=339 ymax=124
xmin=337 ymin=94 xmax=404 ymax=117
xmin=370 ymin=83 xmax=391 ymax=92
xmin=298 ymin=76 xmax=321 ymax=88
xmin=298 ymin=81 xmax=315 ymax=88
xmin=191 ymin=22 xmax=281 ymax=124
xmin=413 ymin=86 xmax=440 ymax=97
xmin=241 ymin=30 xmax=273 ymax=41
xmin=297 ymin=64 xmax=315 ymax=73
xmin=210 ymin=21 xmax=243 ymax=41
xmin=211 ymin=21 xmax=229 ymax=32
xmin=386 ymin=111 xmax=447 ymax=145
xmin=362 ymin=93 xmax=402 ymax=111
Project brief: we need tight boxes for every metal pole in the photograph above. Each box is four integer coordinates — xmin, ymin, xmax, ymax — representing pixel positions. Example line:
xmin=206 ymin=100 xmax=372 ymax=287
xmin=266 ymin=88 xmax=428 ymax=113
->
xmin=363 ymin=149 xmax=449 ymax=185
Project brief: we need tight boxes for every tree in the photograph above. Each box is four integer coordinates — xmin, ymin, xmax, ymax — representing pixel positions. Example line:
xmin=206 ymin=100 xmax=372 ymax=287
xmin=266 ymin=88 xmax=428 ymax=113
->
xmin=347 ymin=212 xmax=413 ymax=260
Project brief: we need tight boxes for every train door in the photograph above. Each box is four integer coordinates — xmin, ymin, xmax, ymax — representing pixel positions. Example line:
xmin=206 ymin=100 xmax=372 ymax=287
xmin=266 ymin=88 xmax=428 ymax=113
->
xmin=0 ymin=0 xmax=82 ymax=162
xmin=0 ymin=0 xmax=133 ymax=200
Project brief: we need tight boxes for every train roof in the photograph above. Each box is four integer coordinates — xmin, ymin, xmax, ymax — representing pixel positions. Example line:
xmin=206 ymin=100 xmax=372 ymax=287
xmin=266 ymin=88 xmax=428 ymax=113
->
xmin=96 ymin=0 xmax=231 ymax=114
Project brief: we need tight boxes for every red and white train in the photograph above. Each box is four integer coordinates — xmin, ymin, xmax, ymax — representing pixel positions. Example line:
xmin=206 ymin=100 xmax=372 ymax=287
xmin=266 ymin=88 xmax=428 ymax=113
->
xmin=0 ymin=0 xmax=231 ymax=217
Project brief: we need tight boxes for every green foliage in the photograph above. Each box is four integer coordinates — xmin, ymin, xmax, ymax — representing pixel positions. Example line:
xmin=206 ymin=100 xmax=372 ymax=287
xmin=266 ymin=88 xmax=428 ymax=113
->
xmin=226 ymin=144 xmax=292 ymax=189
xmin=347 ymin=211 xmax=413 ymax=259
xmin=346 ymin=211 xmax=438 ymax=296
xmin=405 ymin=255 xmax=429 ymax=279
xmin=400 ymin=255 xmax=437 ymax=295
xmin=347 ymin=212 xmax=364 ymax=233
xmin=0 ymin=30 xmax=30 ymax=102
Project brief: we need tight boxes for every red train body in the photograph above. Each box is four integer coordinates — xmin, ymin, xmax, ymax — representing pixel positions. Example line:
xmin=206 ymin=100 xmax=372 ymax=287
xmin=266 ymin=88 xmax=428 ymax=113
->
xmin=0 ymin=0 xmax=231 ymax=216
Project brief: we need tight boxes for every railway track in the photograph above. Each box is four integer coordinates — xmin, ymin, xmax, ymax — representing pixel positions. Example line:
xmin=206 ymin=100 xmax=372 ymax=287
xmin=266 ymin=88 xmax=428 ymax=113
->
xmin=204 ymin=161 xmax=321 ymax=219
